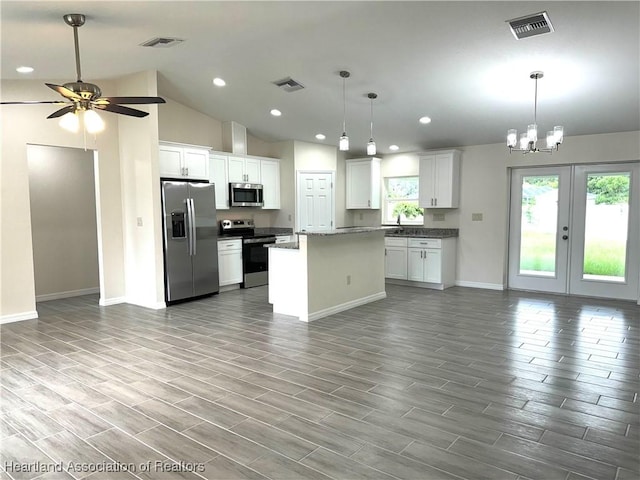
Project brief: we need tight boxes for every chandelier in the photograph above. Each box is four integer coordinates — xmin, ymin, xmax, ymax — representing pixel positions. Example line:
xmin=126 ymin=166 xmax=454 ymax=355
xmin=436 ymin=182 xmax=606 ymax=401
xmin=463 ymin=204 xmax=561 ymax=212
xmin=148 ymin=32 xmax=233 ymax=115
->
xmin=507 ymin=71 xmax=563 ymax=153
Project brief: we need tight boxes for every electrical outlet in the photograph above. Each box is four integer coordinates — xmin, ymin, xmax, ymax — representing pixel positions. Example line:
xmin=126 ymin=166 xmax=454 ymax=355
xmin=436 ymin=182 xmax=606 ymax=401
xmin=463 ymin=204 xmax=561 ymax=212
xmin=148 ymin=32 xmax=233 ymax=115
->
xmin=359 ymin=213 xmax=363 ymax=220
xmin=136 ymin=217 xmax=143 ymax=227
xmin=346 ymin=275 xmax=351 ymax=285
xmin=433 ymin=213 xmax=445 ymax=221
xmin=288 ymin=214 xmax=292 ymax=221
xmin=472 ymin=213 xmax=483 ymax=221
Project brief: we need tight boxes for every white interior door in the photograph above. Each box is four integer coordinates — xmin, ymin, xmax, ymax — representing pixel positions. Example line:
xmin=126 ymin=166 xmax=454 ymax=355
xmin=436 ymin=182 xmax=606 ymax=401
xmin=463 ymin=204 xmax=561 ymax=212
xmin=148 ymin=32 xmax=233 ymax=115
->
xmin=508 ymin=166 xmax=571 ymax=293
xmin=509 ymin=163 xmax=640 ymax=301
xmin=568 ymin=163 xmax=639 ymax=300
xmin=296 ymin=171 xmax=334 ymax=232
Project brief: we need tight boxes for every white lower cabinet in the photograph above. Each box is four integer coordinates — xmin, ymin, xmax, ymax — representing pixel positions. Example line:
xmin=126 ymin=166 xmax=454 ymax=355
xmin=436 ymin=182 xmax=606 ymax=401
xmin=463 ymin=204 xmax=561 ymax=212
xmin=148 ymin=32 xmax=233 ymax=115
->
xmin=218 ymin=239 xmax=242 ymax=287
xmin=385 ymin=236 xmax=456 ymax=289
xmin=384 ymin=237 xmax=408 ymax=279
xmin=407 ymin=238 xmax=442 ymax=283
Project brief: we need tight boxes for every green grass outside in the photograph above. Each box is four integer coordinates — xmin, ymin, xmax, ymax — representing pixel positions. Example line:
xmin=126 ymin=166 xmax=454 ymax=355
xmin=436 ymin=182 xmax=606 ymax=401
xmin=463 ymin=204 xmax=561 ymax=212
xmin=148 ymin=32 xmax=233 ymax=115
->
xmin=520 ymin=232 xmax=626 ymax=277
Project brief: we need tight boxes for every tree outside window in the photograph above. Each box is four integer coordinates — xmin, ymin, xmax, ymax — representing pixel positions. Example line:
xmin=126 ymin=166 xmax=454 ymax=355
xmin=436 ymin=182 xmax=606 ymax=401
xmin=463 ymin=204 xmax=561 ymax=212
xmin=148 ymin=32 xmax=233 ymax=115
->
xmin=384 ymin=177 xmax=423 ymax=224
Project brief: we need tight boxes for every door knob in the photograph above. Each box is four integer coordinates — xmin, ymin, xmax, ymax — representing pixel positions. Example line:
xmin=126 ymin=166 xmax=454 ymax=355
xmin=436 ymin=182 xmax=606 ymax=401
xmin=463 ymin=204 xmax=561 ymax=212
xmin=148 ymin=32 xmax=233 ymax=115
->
xmin=562 ymin=235 xmax=569 ymax=240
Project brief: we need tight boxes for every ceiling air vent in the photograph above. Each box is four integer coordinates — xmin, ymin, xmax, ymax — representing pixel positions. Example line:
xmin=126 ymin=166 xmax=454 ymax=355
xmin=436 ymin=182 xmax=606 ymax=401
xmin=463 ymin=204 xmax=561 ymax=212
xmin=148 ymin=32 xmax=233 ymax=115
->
xmin=507 ymin=11 xmax=554 ymax=39
xmin=273 ymin=77 xmax=305 ymax=93
xmin=140 ymin=37 xmax=184 ymax=48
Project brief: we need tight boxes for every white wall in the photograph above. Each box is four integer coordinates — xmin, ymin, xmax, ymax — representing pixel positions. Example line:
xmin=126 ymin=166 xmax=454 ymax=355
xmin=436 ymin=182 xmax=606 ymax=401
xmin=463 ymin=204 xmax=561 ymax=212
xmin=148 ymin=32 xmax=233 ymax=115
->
xmin=353 ymin=131 xmax=640 ymax=289
xmin=27 ymin=145 xmax=99 ymax=299
xmin=456 ymin=131 xmax=640 ymax=289
xmin=117 ymin=71 xmax=165 ymax=309
xmin=0 ymin=79 xmax=125 ymax=322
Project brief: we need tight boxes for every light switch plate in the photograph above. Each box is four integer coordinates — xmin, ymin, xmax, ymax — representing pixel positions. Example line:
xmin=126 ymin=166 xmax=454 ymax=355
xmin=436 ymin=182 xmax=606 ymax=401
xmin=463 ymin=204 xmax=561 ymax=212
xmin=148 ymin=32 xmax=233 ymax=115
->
xmin=472 ymin=213 xmax=483 ymax=221
xmin=136 ymin=217 xmax=143 ymax=226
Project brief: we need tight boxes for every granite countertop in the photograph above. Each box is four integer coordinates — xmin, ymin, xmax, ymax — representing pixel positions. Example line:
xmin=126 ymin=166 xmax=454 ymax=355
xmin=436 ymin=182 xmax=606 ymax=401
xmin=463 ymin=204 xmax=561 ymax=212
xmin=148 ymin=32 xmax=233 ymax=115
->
xmin=265 ymin=242 xmax=299 ymax=250
xmin=384 ymin=227 xmax=459 ymax=238
xmin=296 ymin=226 xmax=392 ymax=236
xmin=255 ymin=227 xmax=294 ymax=236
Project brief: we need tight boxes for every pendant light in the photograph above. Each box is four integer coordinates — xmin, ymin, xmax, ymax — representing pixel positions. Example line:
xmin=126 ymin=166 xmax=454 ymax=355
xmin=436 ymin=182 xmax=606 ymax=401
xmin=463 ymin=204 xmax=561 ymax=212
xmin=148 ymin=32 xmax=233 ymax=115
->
xmin=507 ymin=71 xmax=564 ymax=153
xmin=367 ymin=92 xmax=377 ymax=155
xmin=339 ymin=70 xmax=350 ymax=151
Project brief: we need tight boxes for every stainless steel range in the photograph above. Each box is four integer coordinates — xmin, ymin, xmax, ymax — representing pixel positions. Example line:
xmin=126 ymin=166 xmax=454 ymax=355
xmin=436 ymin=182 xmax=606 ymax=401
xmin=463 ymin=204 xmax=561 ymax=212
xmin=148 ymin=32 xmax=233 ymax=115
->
xmin=220 ymin=219 xmax=275 ymax=288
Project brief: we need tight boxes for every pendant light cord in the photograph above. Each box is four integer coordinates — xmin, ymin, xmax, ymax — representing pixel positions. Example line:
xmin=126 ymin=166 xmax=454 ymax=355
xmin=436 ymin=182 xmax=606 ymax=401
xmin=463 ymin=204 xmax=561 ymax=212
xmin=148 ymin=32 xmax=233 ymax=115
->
xmin=342 ymin=77 xmax=347 ymax=133
xmin=533 ymin=75 xmax=538 ymax=125
xmin=369 ymin=96 xmax=374 ymax=139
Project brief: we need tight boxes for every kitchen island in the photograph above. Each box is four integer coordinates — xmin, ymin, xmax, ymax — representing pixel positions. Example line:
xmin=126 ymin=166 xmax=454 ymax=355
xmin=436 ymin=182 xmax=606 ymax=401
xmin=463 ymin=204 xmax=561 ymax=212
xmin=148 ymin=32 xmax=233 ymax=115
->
xmin=267 ymin=227 xmax=388 ymax=322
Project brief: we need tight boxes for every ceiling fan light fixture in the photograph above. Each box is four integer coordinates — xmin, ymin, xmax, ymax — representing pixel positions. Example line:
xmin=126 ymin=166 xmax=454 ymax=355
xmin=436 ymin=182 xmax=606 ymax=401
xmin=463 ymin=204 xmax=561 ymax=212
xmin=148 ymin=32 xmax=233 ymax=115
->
xmin=59 ymin=111 xmax=79 ymax=132
xmin=84 ymin=109 xmax=105 ymax=134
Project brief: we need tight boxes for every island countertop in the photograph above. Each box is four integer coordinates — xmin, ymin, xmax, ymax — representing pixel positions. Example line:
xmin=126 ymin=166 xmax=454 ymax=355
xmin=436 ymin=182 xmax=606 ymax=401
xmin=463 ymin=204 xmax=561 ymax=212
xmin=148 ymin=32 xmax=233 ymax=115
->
xmin=296 ymin=226 xmax=391 ymax=236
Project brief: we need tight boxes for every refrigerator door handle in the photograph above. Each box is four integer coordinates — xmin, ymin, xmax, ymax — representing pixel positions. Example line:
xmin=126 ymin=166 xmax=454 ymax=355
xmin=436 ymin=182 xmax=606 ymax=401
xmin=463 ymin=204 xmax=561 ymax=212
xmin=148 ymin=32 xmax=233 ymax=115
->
xmin=185 ymin=198 xmax=193 ymax=256
xmin=189 ymin=198 xmax=197 ymax=256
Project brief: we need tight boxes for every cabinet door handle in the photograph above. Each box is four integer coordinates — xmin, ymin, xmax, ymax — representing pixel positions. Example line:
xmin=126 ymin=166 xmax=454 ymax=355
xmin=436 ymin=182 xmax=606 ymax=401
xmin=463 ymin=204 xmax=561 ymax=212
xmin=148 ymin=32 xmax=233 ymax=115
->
xmin=430 ymin=198 xmax=434 ymax=206
xmin=385 ymin=248 xmax=387 ymax=256
xmin=434 ymin=198 xmax=437 ymax=206
xmin=368 ymin=200 xmax=371 ymax=207
xmin=186 ymin=167 xmax=189 ymax=176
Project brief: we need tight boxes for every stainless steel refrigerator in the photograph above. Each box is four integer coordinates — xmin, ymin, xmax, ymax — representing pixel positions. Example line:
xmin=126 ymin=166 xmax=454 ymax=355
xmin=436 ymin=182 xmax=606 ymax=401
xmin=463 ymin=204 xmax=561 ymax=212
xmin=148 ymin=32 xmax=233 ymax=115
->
xmin=161 ymin=180 xmax=219 ymax=303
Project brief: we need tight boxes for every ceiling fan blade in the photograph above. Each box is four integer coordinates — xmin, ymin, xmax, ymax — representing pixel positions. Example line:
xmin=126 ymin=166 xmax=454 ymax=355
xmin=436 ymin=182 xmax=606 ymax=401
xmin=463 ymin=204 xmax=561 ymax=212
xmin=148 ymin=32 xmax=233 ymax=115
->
xmin=47 ymin=105 xmax=76 ymax=119
xmin=94 ymin=103 xmax=149 ymax=118
xmin=1 ymin=100 xmax=68 ymax=105
xmin=46 ymin=83 xmax=81 ymax=101
xmin=95 ymin=96 xmax=166 ymax=105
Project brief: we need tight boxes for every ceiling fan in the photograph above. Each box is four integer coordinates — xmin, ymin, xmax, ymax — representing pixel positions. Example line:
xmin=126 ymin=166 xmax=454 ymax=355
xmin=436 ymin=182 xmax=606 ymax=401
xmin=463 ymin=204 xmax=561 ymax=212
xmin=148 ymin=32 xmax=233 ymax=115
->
xmin=1 ymin=13 xmax=165 ymax=124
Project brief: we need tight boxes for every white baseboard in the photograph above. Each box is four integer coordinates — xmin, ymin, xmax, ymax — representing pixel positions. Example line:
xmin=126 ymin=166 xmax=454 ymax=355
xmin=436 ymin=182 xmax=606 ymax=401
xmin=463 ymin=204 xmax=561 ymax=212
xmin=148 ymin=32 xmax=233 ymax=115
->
xmin=455 ymin=280 xmax=505 ymax=291
xmin=306 ymin=291 xmax=387 ymax=322
xmin=1 ymin=310 xmax=38 ymax=324
xmin=219 ymin=284 xmax=240 ymax=293
xmin=99 ymin=296 xmax=126 ymax=306
xmin=126 ymin=298 xmax=167 ymax=310
xmin=36 ymin=287 xmax=99 ymax=303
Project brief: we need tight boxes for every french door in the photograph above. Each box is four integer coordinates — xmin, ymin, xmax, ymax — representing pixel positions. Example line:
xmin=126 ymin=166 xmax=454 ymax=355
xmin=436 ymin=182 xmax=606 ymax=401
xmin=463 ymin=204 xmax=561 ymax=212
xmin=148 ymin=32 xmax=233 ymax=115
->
xmin=508 ymin=163 xmax=639 ymax=300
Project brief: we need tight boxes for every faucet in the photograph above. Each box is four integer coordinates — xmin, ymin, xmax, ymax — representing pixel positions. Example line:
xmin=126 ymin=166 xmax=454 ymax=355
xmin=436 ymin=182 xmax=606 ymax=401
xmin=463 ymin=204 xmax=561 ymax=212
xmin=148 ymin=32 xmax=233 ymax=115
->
xmin=396 ymin=214 xmax=401 ymax=226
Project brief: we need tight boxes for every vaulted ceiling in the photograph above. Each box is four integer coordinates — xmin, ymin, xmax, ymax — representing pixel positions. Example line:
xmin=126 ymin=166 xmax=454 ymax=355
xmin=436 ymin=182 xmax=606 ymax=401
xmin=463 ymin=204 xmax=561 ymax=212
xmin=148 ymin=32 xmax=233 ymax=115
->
xmin=2 ymin=1 xmax=638 ymax=155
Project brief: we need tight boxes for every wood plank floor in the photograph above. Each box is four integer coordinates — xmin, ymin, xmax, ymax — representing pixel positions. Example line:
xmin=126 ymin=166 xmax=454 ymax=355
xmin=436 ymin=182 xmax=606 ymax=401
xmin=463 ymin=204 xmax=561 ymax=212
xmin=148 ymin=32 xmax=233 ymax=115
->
xmin=0 ymin=285 xmax=638 ymax=480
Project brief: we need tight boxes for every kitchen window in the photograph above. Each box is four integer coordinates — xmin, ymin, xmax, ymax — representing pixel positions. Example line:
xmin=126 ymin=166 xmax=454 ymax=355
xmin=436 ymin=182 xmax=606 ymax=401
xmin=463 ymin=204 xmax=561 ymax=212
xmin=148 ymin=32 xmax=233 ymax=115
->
xmin=384 ymin=176 xmax=423 ymax=225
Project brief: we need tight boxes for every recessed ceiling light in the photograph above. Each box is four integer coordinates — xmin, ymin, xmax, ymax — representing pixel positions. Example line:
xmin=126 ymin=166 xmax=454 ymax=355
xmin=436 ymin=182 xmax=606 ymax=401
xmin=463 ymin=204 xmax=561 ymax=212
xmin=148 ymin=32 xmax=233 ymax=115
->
xmin=16 ymin=66 xmax=34 ymax=74
xmin=212 ymin=77 xmax=226 ymax=87
xmin=389 ymin=145 xmax=399 ymax=151
xmin=315 ymin=134 xmax=326 ymax=140
xmin=270 ymin=109 xmax=282 ymax=117
xmin=419 ymin=116 xmax=432 ymax=124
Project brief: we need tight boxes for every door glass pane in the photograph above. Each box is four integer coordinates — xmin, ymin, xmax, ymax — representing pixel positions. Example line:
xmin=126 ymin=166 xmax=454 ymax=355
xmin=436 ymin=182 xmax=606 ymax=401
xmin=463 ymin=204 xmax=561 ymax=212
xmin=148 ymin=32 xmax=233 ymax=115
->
xmin=519 ymin=175 xmax=559 ymax=276
xmin=583 ymin=173 xmax=630 ymax=282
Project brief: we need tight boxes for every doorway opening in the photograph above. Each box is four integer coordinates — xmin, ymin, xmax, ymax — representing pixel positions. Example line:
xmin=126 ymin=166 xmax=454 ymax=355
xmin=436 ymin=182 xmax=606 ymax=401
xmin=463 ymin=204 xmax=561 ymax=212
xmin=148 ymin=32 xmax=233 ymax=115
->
xmin=27 ymin=145 xmax=100 ymax=305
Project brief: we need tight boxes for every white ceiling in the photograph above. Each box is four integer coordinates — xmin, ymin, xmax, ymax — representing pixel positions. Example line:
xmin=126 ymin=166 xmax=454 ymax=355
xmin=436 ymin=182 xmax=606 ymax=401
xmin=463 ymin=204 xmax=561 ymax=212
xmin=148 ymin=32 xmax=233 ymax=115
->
xmin=2 ymin=1 xmax=639 ymax=155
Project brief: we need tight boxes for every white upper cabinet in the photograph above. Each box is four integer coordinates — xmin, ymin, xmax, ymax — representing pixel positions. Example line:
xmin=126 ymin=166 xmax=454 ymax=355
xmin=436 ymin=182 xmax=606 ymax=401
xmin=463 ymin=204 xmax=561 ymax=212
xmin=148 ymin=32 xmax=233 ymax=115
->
xmin=260 ymin=158 xmax=280 ymax=210
xmin=228 ymin=155 xmax=260 ymax=183
xmin=346 ymin=157 xmax=381 ymax=209
xmin=209 ymin=151 xmax=281 ymax=210
xmin=159 ymin=143 xmax=210 ymax=180
xmin=418 ymin=150 xmax=461 ymax=208
xmin=209 ymin=153 xmax=229 ymax=210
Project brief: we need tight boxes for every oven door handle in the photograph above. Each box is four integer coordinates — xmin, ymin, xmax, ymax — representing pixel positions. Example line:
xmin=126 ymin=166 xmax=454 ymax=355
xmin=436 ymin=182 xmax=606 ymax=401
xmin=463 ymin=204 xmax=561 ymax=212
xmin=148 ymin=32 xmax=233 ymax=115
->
xmin=242 ymin=237 xmax=276 ymax=245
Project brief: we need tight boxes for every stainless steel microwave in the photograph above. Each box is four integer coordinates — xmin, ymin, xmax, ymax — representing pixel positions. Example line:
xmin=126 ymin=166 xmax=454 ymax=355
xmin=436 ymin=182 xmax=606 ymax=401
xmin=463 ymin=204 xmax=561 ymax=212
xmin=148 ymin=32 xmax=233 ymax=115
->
xmin=229 ymin=183 xmax=263 ymax=207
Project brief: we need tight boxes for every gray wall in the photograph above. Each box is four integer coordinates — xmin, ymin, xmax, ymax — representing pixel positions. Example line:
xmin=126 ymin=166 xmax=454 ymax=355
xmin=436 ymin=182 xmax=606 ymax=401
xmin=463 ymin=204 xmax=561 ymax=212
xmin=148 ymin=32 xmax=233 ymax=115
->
xmin=27 ymin=144 xmax=99 ymax=299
